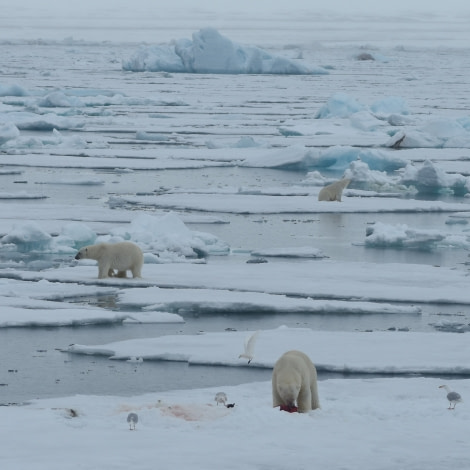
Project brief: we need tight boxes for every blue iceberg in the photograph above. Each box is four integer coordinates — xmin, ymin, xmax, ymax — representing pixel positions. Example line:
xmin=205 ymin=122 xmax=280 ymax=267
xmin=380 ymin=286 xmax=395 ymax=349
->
xmin=123 ymin=28 xmax=327 ymax=75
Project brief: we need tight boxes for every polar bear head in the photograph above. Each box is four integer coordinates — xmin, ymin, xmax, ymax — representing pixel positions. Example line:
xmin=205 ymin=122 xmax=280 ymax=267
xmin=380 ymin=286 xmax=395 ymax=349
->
xmin=74 ymin=244 xmax=104 ymax=261
xmin=75 ymin=245 xmax=91 ymax=260
xmin=277 ymin=381 xmax=301 ymax=407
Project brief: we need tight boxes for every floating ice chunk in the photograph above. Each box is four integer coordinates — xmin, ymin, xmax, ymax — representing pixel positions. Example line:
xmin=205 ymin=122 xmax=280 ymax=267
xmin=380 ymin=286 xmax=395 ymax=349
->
xmin=315 ymin=92 xmax=365 ymax=118
xmin=314 ymin=147 xmax=407 ymax=172
xmin=60 ymin=223 xmax=97 ymax=249
xmin=399 ymin=160 xmax=470 ymax=196
xmin=1 ymin=222 xmax=52 ymax=252
xmin=0 ymin=84 xmax=28 ymax=97
xmin=0 ymin=122 xmax=20 ymax=145
xmin=232 ymin=136 xmax=261 ymax=148
xmin=300 ymin=171 xmax=329 ymax=186
xmin=316 ymin=93 xmax=408 ymax=120
xmin=349 ymin=110 xmax=387 ymax=132
xmin=123 ymin=28 xmax=325 ymax=75
xmin=110 ymin=212 xmax=229 ymax=260
xmin=365 ymin=222 xmax=470 ymax=250
xmin=241 ymin=145 xmax=313 ymax=170
xmin=0 ymin=308 xmax=132 ymax=328
xmin=370 ymin=96 xmax=409 ymax=117
xmin=345 ymin=159 xmax=389 ymax=187
xmin=386 ymin=117 xmax=470 ymax=148
xmin=387 ymin=114 xmax=415 ymax=126
xmin=385 ymin=130 xmax=441 ymax=148
xmin=38 ymin=91 xmax=83 ymax=108
xmin=242 ymin=145 xmax=406 ymax=172
xmin=0 ymin=111 xmax=85 ymax=131
xmin=122 ymin=44 xmax=186 ymax=72
xmin=4 ymin=128 xmax=88 ymax=149
xmin=1 ymin=221 xmax=97 ymax=254
xmin=278 ymin=127 xmax=303 ymax=137
xmin=343 ymin=159 xmax=413 ymax=193
xmin=135 ymin=131 xmax=168 ymax=141
xmin=422 ymin=118 xmax=466 ymax=140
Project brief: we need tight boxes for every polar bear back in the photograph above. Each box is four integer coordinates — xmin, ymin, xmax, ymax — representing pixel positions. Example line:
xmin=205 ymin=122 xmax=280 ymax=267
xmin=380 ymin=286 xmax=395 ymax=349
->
xmin=272 ymin=350 xmax=320 ymax=412
xmin=75 ymin=241 xmax=143 ymax=279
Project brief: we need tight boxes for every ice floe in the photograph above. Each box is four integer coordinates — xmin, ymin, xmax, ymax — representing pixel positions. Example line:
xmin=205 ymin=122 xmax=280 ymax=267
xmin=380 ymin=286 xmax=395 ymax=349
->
xmin=1 ymin=213 xmax=229 ymax=260
xmin=65 ymin=325 xmax=470 ymax=375
xmin=365 ymin=222 xmax=470 ymax=250
xmin=122 ymin=28 xmax=327 ymax=75
xmin=3 ymin=259 xmax=470 ymax=306
xmin=110 ymin=191 xmax=470 ymax=214
xmin=117 ymin=286 xmax=421 ymax=316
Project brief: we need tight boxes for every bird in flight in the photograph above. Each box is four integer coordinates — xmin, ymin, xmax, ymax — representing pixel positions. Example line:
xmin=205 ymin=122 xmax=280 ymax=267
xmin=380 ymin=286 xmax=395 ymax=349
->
xmin=239 ymin=330 xmax=259 ymax=364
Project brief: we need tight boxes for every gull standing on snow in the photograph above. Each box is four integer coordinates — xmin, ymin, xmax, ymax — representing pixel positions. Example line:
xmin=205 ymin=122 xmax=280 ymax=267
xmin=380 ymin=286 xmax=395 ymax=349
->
xmin=127 ymin=412 xmax=138 ymax=430
xmin=239 ymin=330 xmax=259 ymax=364
xmin=439 ymin=385 xmax=462 ymax=409
xmin=214 ymin=392 xmax=228 ymax=406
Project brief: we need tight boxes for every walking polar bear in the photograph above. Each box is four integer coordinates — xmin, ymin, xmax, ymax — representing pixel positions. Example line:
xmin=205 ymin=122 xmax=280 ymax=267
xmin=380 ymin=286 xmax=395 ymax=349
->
xmin=75 ymin=241 xmax=143 ymax=279
xmin=272 ymin=350 xmax=320 ymax=413
xmin=318 ymin=178 xmax=351 ymax=202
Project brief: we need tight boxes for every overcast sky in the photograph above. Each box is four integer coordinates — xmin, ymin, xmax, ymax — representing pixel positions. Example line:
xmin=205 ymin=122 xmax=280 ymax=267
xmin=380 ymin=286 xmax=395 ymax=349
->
xmin=182 ymin=0 xmax=470 ymax=14
xmin=3 ymin=0 xmax=469 ymax=45
xmin=6 ymin=0 xmax=470 ymax=15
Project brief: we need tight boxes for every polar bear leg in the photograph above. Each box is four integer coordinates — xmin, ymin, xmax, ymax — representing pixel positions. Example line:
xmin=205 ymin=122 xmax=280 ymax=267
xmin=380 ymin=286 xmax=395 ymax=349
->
xmin=310 ymin=380 xmax=320 ymax=410
xmin=98 ymin=262 xmax=111 ymax=279
xmin=297 ymin=385 xmax=312 ymax=413
xmin=115 ymin=270 xmax=128 ymax=278
xmin=272 ymin=387 xmax=284 ymax=409
xmin=310 ymin=370 xmax=320 ymax=410
xmin=130 ymin=266 xmax=142 ymax=278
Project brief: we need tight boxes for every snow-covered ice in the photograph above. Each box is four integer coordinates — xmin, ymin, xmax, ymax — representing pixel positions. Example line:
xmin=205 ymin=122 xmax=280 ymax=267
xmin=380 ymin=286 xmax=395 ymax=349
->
xmin=1 ymin=378 xmax=469 ymax=470
xmin=122 ymin=27 xmax=328 ymax=75
xmin=65 ymin=325 xmax=470 ymax=375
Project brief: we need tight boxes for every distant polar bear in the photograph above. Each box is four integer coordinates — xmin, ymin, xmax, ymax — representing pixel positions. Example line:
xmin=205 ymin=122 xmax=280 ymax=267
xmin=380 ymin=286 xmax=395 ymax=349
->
xmin=272 ymin=350 xmax=320 ymax=413
xmin=318 ymin=178 xmax=351 ymax=202
xmin=75 ymin=241 xmax=143 ymax=279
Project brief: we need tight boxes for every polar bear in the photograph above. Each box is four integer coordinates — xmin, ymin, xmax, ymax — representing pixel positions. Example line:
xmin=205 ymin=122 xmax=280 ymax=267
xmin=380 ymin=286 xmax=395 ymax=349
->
xmin=318 ymin=178 xmax=351 ymax=202
xmin=272 ymin=350 xmax=320 ymax=413
xmin=75 ymin=241 xmax=143 ymax=279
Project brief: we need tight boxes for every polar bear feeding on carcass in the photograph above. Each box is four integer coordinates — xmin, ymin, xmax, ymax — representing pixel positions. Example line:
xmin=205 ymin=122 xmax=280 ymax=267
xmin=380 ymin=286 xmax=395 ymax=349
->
xmin=272 ymin=350 xmax=320 ymax=413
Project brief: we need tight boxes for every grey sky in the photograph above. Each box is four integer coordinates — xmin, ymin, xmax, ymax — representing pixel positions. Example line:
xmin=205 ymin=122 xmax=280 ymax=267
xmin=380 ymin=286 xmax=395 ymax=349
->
xmin=7 ymin=0 xmax=470 ymax=15
xmin=151 ymin=0 xmax=470 ymax=15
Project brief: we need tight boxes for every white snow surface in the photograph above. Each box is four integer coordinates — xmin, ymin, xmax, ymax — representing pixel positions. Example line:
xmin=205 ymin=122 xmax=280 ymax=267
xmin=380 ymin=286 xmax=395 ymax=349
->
xmin=66 ymin=325 xmax=470 ymax=375
xmin=1 ymin=377 xmax=468 ymax=470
